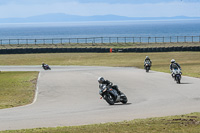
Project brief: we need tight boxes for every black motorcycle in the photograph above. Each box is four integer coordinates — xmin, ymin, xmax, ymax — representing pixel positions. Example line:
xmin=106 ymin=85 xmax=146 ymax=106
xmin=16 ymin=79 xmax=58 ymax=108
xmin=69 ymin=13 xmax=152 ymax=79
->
xmin=99 ymin=85 xmax=128 ymax=105
xmin=144 ymin=61 xmax=151 ymax=72
xmin=42 ymin=64 xmax=51 ymax=70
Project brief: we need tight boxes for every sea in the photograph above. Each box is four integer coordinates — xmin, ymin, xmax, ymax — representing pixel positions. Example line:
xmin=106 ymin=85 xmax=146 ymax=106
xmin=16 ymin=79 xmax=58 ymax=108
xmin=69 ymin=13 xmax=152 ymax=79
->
xmin=0 ymin=19 xmax=200 ymax=44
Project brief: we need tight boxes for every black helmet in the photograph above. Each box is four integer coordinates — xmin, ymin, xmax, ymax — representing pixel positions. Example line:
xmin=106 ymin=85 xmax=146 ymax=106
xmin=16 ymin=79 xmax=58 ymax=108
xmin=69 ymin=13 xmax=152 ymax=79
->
xmin=98 ymin=77 xmax=105 ymax=83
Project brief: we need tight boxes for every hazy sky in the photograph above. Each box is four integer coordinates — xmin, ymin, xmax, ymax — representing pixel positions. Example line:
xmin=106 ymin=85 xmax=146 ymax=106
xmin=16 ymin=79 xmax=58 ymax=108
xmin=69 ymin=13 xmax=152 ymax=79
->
xmin=0 ymin=0 xmax=200 ymax=18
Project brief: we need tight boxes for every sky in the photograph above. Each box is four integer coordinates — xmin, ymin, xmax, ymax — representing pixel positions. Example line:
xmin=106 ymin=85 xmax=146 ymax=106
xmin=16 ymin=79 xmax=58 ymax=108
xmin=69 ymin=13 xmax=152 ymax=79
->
xmin=0 ymin=0 xmax=200 ymax=19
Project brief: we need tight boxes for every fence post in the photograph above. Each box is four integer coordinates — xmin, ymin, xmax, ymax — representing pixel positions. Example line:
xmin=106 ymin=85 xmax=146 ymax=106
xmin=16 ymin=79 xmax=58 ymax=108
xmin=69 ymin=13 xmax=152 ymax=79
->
xmin=109 ymin=37 xmax=111 ymax=44
xmin=9 ymin=39 xmax=10 ymax=45
xmin=61 ymin=38 xmax=63 ymax=44
xmin=117 ymin=37 xmax=119 ymax=43
xmin=184 ymin=36 xmax=186 ymax=43
xmin=140 ymin=37 xmax=141 ymax=44
xmin=77 ymin=38 xmax=79 ymax=44
xmin=101 ymin=37 xmax=103 ymax=43
xmin=177 ymin=36 xmax=178 ymax=43
xmin=0 ymin=40 xmax=2 ymax=45
xmin=132 ymin=37 xmax=134 ymax=43
xmin=125 ymin=37 xmax=126 ymax=44
xmin=192 ymin=36 xmax=194 ymax=43
xmin=199 ymin=36 xmax=200 ymax=42
xmin=93 ymin=38 xmax=95 ymax=44
xmin=163 ymin=37 xmax=164 ymax=43
xmin=155 ymin=37 xmax=157 ymax=43
xmin=69 ymin=38 xmax=71 ymax=44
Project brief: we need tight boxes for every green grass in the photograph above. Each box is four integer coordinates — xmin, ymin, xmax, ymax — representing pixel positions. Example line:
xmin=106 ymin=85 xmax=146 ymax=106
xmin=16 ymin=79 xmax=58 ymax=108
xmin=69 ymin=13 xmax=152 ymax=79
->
xmin=0 ymin=71 xmax=38 ymax=109
xmin=2 ymin=112 xmax=200 ymax=133
xmin=0 ymin=52 xmax=200 ymax=77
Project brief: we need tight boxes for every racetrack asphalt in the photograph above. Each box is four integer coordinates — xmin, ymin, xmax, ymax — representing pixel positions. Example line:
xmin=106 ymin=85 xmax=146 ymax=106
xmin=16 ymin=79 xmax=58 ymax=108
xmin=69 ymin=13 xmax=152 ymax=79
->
xmin=0 ymin=66 xmax=200 ymax=131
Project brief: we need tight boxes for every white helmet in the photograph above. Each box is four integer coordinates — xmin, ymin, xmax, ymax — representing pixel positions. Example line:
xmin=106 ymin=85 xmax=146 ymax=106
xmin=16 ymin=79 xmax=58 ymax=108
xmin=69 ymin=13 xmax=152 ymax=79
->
xmin=171 ymin=59 xmax=175 ymax=63
xmin=146 ymin=56 xmax=149 ymax=59
xmin=98 ymin=77 xmax=105 ymax=83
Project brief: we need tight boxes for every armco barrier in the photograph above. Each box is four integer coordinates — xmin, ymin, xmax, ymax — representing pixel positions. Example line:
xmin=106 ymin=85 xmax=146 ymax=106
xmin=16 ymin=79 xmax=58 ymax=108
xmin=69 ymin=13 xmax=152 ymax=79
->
xmin=195 ymin=46 xmax=200 ymax=51
xmin=0 ymin=47 xmax=200 ymax=54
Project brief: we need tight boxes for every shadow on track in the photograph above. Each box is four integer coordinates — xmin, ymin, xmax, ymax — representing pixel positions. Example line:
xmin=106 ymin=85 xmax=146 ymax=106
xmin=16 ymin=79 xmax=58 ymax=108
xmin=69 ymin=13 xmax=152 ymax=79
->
xmin=111 ymin=103 xmax=132 ymax=106
xmin=179 ymin=82 xmax=192 ymax=85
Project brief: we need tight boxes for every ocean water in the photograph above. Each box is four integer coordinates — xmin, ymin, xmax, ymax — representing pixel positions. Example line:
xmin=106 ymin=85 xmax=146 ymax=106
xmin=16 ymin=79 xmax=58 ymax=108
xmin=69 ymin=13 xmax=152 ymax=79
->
xmin=0 ymin=20 xmax=200 ymax=44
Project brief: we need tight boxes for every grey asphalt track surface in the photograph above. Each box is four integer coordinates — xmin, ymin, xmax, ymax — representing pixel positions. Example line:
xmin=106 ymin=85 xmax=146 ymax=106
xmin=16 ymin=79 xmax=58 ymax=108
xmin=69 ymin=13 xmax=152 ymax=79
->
xmin=0 ymin=66 xmax=200 ymax=131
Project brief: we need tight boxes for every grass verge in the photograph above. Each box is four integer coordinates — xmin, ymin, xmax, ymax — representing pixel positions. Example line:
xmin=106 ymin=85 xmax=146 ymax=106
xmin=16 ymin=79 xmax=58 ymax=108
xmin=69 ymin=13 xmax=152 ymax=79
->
xmin=0 ymin=71 xmax=38 ymax=109
xmin=2 ymin=112 xmax=200 ymax=133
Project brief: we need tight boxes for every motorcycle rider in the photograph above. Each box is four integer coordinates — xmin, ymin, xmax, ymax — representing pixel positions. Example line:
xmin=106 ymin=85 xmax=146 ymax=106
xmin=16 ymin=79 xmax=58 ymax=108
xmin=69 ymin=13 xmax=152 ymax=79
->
xmin=98 ymin=77 xmax=122 ymax=95
xmin=42 ymin=62 xmax=49 ymax=69
xmin=42 ymin=62 xmax=45 ymax=67
xmin=42 ymin=62 xmax=47 ymax=68
xmin=144 ymin=56 xmax=152 ymax=68
xmin=170 ymin=59 xmax=182 ymax=78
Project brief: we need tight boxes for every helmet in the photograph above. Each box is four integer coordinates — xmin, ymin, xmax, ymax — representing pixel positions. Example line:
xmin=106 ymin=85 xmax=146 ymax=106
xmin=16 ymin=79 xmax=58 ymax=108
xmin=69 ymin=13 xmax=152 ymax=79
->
xmin=171 ymin=59 xmax=175 ymax=63
xmin=98 ymin=77 xmax=105 ymax=83
xmin=146 ymin=56 xmax=149 ymax=59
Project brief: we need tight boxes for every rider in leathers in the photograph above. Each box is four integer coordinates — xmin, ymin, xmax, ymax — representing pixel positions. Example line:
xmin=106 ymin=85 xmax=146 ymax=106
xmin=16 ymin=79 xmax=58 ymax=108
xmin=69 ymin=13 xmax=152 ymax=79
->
xmin=144 ymin=56 xmax=152 ymax=68
xmin=98 ymin=77 xmax=122 ymax=95
xmin=170 ymin=59 xmax=182 ymax=78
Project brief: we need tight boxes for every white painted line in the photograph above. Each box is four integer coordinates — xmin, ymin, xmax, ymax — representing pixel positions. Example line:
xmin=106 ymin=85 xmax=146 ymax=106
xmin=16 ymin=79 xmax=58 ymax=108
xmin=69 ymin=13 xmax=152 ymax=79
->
xmin=32 ymin=72 xmax=41 ymax=104
xmin=22 ymin=72 xmax=40 ymax=108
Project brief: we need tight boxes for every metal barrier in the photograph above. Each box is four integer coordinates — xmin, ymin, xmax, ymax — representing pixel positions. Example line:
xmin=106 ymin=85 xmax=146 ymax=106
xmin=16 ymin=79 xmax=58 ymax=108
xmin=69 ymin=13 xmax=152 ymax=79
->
xmin=0 ymin=36 xmax=200 ymax=45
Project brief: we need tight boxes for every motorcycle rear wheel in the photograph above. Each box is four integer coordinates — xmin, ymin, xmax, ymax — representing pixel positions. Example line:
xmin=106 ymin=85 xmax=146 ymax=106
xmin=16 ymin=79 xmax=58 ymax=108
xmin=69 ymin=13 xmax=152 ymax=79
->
xmin=121 ymin=95 xmax=128 ymax=104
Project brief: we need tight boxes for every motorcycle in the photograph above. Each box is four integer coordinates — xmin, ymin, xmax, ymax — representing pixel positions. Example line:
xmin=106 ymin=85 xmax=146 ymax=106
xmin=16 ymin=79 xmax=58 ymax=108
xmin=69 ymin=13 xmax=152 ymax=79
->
xmin=144 ymin=60 xmax=151 ymax=72
xmin=99 ymin=85 xmax=128 ymax=105
xmin=172 ymin=68 xmax=182 ymax=84
xmin=42 ymin=64 xmax=51 ymax=70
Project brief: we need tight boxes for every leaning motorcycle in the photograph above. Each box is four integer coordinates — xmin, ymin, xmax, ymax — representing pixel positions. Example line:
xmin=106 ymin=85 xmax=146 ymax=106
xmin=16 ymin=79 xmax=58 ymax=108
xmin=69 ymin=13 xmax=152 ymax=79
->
xmin=42 ymin=65 xmax=51 ymax=70
xmin=172 ymin=68 xmax=182 ymax=84
xmin=144 ymin=61 xmax=151 ymax=72
xmin=99 ymin=85 xmax=128 ymax=105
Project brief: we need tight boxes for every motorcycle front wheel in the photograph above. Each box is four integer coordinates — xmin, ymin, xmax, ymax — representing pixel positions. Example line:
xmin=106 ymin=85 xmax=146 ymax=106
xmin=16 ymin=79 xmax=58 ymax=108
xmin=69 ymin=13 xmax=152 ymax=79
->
xmin=146 ymin=66 xmax=150 ymax=72
xmin=176 ymin=76 xmax=181 ymax=84
xmin=104 ymin=94 xmax=115 ymax=105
